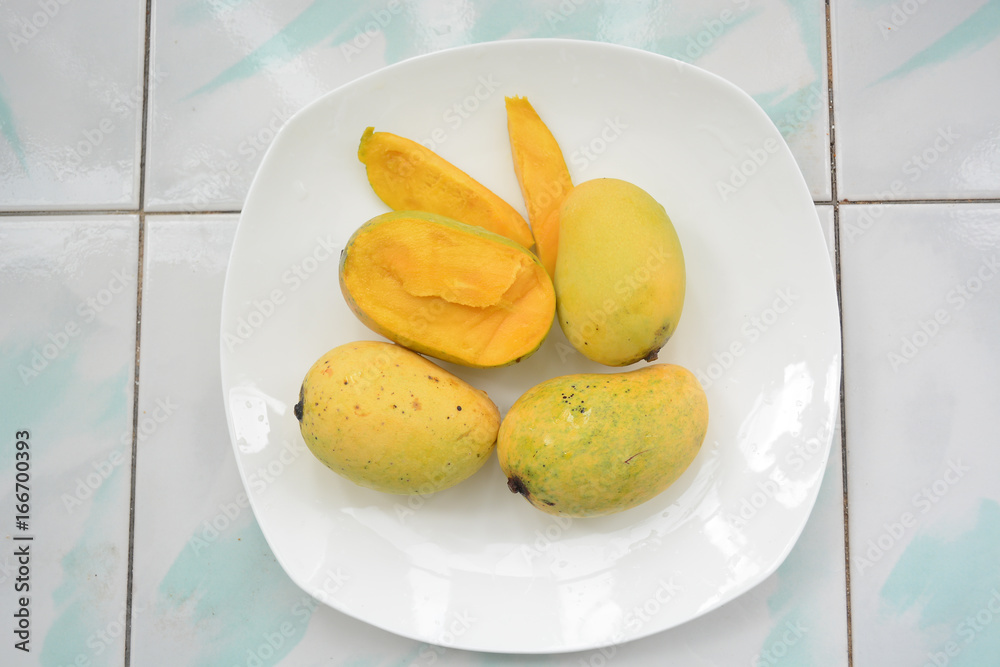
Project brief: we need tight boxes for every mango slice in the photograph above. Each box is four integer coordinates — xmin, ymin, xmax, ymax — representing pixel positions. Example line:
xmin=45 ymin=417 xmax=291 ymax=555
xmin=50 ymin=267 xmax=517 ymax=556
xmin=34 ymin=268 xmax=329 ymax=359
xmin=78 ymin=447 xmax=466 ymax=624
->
xmin=505 ymin=96 xmax=573 ymax=277
xmin=340 ymin=211 xmax=556 ymax=368
xmin=358 ymin=127 xmax=534 ymax=249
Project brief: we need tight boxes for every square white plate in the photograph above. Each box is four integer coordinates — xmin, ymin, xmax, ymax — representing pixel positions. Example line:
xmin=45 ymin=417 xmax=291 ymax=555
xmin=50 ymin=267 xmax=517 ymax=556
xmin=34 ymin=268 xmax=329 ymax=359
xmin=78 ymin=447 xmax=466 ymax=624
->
xmin=220 ymin=38 xmax=840 ymax=654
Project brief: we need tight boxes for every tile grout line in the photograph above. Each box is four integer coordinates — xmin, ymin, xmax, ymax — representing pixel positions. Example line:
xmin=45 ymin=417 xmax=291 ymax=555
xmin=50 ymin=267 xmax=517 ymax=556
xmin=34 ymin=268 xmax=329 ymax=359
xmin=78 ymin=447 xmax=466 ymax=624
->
xmin=0 ymin=208 xmax=246 ymax=217
xmin=840 ymin=197 xmax=1000 ymax=205
xmin=0 ymin=209 xmax=143 ymax=217
xmin=145 ymin=209 xmax=244 ymax=215
xmin=4 ymin=198 xmax=1000 ymax=220
xmin=826 ymin=2 xmax=853 ymax=665
xmin=124 ymin=0 xmax=154 ymax=665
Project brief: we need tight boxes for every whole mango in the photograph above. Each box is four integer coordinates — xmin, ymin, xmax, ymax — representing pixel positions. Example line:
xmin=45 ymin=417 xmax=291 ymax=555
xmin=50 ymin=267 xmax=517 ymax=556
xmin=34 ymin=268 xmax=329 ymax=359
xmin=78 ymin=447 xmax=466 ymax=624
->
xmin=497 ymin=364 xmax=707 ymax=517
xmin=295 ymin=341 xmax=500 ymax=495
xmin=555 ymin=178 xmax=685 ymax=366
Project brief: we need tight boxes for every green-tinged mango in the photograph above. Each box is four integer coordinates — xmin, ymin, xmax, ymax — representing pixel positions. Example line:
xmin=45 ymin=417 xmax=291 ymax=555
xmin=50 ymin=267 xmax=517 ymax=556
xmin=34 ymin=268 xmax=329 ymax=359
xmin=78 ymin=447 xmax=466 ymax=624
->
xmin=555 ymin=178 xmax=685 ymax=366
xmin=295 ymin=341 xmax=500 ymax=495
xmin=497 ymin=364 xmax=707 ymax=517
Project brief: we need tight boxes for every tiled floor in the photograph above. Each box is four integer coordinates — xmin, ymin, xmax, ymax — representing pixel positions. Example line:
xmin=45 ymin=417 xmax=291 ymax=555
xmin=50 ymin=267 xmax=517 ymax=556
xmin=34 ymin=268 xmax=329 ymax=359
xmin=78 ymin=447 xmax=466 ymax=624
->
xmin=2 ymin=1 xmax=999 ymax=665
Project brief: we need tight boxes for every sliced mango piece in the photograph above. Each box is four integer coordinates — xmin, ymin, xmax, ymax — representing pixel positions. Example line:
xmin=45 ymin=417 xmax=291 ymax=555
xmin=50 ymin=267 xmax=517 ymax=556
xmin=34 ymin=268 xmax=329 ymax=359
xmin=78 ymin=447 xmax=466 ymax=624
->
xmin=340 ymin=210 xmax=556 ymax=368
xmin=505 ymin=96 xmax=573 ymax=277
xmin=358 ymin=127 xmax=534 ymax=249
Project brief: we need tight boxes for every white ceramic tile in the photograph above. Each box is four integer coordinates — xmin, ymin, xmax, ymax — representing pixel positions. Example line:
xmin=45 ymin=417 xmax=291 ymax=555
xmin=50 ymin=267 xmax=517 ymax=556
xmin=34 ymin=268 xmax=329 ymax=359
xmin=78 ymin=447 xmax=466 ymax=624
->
xmin=840 ymin=203 xmax=1000 ymax=665
xmin=670 ymin=0 xmax=831 ymax=202
xmin=144 ymin=0 xmax=422 ymax=212
xmin=832 ymin=1 xmax=1000 ymax=200
xmin=128 ymin=207 xmax=845 ymax=664
xmin=144 ymin=0 xmax=829 ymax=212
xmin=0 ymin=0 xmax=145 ymax=210
xmin=0 ymin=215 xmax=138 ymax=665
xmin=129 ymin=215 xmax=257 ymax=666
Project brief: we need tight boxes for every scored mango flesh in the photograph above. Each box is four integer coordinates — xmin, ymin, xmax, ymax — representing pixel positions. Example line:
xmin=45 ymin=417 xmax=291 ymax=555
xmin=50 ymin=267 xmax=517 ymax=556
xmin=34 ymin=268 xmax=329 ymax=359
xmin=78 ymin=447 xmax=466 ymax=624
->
xmin=340 ymin=211 xmax=555 ymax=368
xmin=505 ymin=96 xmax=573 ymax=277
xmin=358 ymin=128 xmax=534 ymax=249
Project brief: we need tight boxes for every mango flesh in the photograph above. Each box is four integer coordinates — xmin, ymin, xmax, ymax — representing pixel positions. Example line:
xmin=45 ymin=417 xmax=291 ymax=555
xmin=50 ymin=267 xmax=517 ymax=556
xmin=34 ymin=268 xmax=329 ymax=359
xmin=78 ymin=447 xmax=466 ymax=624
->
xmin=555 ymin=178 xmax=686 ymax=366
xmin=505 ymin=96 xmax=573 ymax=277
xmin=497 ymin=364 xmax=708 ymax=517
xmin=358 ymin=127 xmax=534 ymax=249
xmin=296 ymin=341 xmax=500 ymax=495
xmin=339 ymin=210 xmax=556 ymax=368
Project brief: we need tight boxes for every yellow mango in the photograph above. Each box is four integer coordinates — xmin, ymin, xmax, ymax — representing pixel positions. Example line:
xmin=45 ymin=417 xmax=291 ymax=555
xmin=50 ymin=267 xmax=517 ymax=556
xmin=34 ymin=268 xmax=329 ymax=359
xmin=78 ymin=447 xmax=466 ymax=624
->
xmin=339 ymin=210 xmax=556 ymax=368
xmin=358 ymin=127 xmax=534 ymax=249
xmin=555 ymin=178 xmax=686 ymax=366
xmin=295 ymin=341 xmax=500 ymax=495
xmin=505 ymin=96 xmax=573 ymax=277
xmin=497 ymin=364 xmax=708 ymax=517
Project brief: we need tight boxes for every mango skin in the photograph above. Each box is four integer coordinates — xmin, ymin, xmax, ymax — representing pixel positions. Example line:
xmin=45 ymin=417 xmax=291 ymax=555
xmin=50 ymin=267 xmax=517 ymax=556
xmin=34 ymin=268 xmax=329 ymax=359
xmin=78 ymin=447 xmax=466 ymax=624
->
xmin=295 ymin=341 xmax=500 ymax=495
xmin=555 ymin=178 xmax=686 ymax=366
xmin=497 ymin=364 xmax=707 ymax=517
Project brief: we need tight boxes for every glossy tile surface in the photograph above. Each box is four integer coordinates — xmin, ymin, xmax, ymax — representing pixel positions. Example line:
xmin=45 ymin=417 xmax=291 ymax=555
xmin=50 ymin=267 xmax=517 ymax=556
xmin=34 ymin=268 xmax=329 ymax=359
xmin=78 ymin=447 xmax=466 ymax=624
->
xmin=144 ymin=0 xmax=830 ymax=211
xmin=833 ymin=0 xmax=1000 ymax=200
xmin=4 ymin=0 xmax=999 ymax=662
xmin=0 ymin=215 xmax=138 ymax=666
xmin=129 ymin=215 xmax=314 ymax=666
xmin=0 ymin=0 xmax=145 ymax=210
xmin=841 ymin=203 xmax=1000 ymax=665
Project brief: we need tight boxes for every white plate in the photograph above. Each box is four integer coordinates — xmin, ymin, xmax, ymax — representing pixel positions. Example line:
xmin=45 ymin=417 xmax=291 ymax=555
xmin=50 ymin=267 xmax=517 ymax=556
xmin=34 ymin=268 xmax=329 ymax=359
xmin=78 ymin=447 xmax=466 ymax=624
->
xmin=220 ymin=38 xmax=840 ymax=654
